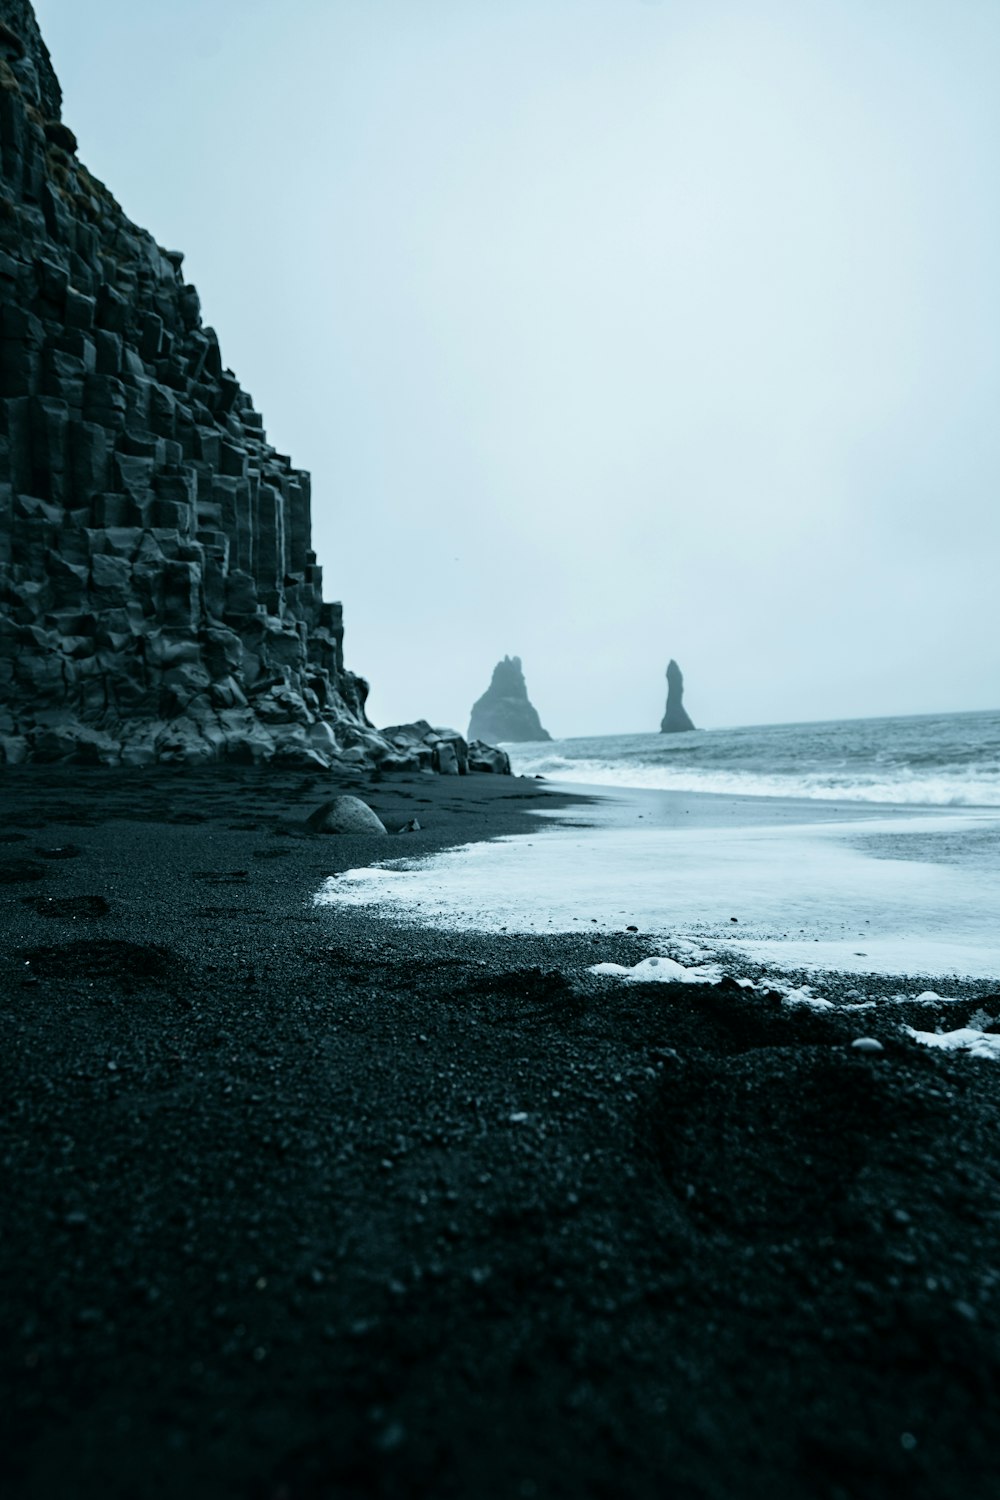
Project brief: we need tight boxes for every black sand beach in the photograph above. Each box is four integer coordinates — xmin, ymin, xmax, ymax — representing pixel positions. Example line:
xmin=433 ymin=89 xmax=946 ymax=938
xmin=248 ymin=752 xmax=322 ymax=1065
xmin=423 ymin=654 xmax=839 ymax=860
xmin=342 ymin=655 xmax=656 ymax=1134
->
xmin=3 ymin=766 xmax=1000 ymax=1499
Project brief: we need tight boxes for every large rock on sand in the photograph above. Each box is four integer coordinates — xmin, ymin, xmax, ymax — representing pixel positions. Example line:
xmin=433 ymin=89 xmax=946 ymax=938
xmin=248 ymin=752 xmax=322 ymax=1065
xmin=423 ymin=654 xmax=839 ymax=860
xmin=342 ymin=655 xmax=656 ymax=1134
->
xmin=468 ymin=657 xmax=551 ymax=744
xmin=467 ymin=739 xmax=512 ymax=774
xmin=306 ymin=797 xmax=387 ymax=835
xmin=660 ymin=659 xmax=696 ymax=734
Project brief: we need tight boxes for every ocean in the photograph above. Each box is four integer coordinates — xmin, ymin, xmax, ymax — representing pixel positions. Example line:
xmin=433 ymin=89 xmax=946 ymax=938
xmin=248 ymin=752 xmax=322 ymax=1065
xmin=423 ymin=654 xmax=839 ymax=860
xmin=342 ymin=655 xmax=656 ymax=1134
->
xmin=504 ymin=709 xmax=1000 ymax=808
xmin=317 ymin=709 xmax=1000 ymax=990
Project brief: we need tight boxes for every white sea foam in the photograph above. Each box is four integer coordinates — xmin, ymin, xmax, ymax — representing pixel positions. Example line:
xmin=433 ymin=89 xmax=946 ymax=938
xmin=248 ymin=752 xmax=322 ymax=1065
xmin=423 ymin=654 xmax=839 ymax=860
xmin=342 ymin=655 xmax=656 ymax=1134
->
xmin=906 ymin=1028 xmax=1000 ymax=1061
xmin=772 ymin=983 xmax=835 ymax=1010
xmin=509 ymin=755 xmax=1000 ymax=807
xmin=589 ymin=955 xmax=724 ymax=984
xmin=587 ymin=959 xmax=839 ymax=1011
xmin=315 ymin=801 xmax=1000 ymax=980
xmin=585 ymin=957 xmax=838 ymax=1008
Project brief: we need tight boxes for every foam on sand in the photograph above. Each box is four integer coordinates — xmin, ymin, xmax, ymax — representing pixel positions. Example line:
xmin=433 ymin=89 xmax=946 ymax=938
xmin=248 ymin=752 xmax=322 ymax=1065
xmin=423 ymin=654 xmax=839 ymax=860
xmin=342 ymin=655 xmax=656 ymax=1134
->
xmin=906 ymin=1028 xmax=1000 ymax=1062
xmin=589 ymin=955 xmax=724 ymax=984
xmin=587 ymin=958 xmax=842 ymax=1012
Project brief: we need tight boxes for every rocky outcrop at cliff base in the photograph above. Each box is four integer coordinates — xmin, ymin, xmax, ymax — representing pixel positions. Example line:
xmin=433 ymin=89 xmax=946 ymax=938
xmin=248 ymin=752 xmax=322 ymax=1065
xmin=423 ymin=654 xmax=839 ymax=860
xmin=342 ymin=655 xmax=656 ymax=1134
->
xmin=381 ymin=720 xmax=511 ymax=776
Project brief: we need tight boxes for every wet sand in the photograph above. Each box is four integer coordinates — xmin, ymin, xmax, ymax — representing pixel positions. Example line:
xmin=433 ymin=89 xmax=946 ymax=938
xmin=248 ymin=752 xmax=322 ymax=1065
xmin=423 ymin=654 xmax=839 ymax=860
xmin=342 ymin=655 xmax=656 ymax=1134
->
xmin=2 ymin=764 xmax=1000 ymax=1499
xmin=318 ymin=779 xmax=1000 ymax=980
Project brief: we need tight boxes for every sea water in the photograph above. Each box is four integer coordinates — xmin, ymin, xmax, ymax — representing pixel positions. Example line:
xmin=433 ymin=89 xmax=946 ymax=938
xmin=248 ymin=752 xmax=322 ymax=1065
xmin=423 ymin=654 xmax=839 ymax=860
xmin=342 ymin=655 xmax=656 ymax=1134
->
xmin=505 ymin=709 xmax=1000 ymax=807
xmin=316 ymin=710 xmax=1000 ymax=984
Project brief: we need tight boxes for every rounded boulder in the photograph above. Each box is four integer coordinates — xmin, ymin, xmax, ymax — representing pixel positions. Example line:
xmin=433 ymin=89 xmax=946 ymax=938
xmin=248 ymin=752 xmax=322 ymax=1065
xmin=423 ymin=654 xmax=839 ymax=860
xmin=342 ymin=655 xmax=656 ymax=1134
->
xmin=306 ymin=796 xmax=388 ymax=836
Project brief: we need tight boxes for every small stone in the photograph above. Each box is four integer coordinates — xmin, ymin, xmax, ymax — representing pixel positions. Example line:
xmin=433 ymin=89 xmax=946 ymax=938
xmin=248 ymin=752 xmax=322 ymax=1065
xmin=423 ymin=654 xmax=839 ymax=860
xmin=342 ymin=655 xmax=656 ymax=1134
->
xmin=374 ymin=1421 xmax=406 ymax=1454
xmin=953 ymin=1299 xmax=978 ymax=1322
xmin=851 ymin=1037 xmax=884 ymax=1053
xmin=397 ymin=818 xmax=421 ymax=834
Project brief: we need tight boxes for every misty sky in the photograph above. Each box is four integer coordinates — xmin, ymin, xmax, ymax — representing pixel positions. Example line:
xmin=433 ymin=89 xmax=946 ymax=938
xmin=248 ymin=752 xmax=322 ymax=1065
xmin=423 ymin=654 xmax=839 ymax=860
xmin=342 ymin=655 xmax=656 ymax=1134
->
xmin=35 ymin=0 xmax=1000 ymax=735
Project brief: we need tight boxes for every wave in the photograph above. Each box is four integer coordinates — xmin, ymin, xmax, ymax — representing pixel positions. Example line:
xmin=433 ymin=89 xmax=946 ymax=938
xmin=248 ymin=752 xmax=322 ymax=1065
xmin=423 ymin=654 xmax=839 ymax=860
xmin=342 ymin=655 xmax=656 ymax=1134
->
xmin=507 ymin=754 xmax=1000 ymax=807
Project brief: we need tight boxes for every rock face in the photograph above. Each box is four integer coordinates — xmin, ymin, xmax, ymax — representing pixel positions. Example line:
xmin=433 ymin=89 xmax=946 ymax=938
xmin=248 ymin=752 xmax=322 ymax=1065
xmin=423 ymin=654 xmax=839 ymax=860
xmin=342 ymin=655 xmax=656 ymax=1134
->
xmin=468 ymin=657 xmax=551 ymax=745
xmin=0 ymin=2 xmax=471 ymax=771
xmin=660 ymin=659 xmax=695 ymax=734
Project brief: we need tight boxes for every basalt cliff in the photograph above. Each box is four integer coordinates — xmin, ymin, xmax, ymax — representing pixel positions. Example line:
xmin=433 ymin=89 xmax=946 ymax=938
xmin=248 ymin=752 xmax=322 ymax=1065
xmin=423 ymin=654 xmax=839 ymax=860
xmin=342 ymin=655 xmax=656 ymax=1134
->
xmin=0 ymin=1 xmax=485 ymax=771
xmin=660 ymin=658 xmax=695 ymax=734
xmin=469 ymin=656 xmax=551 ymax=745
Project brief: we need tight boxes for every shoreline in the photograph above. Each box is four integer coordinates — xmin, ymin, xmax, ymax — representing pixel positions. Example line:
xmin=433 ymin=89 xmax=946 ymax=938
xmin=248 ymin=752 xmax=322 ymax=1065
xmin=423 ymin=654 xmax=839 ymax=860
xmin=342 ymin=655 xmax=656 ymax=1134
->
xmin=2 ymin=765 xmax=1000 ymax=1498
xmin=316 ymin=776 xmax=1000 ymax=990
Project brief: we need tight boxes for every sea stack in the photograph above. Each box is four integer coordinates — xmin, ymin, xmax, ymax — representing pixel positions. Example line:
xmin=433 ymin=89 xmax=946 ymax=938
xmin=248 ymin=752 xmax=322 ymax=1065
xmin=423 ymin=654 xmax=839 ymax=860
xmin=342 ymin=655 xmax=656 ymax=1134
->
xmin=468 ymin=656 xmax=551 ymax=743
xmin=0 ymin=0 xmax=420 ymax=770
xmin=660 ymin=659 xmax=695 ymax=733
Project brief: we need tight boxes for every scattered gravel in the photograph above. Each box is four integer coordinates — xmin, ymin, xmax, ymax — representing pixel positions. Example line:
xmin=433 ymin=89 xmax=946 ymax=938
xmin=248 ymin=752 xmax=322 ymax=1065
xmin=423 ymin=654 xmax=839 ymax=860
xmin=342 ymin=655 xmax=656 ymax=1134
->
xmin=1 ymin=764 xmax=999 ymax=1499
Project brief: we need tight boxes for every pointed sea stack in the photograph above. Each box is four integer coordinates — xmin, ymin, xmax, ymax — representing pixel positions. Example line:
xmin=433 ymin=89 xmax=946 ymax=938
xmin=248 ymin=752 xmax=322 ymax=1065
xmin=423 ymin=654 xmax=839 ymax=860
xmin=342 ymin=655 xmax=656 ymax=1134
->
xmin=468 ymin=656 xmax=551 ymax=744
xmin=0 ymin=0 xmax=420 ymax=769
xmin=660 ymin=659 xmax=695 ymax=733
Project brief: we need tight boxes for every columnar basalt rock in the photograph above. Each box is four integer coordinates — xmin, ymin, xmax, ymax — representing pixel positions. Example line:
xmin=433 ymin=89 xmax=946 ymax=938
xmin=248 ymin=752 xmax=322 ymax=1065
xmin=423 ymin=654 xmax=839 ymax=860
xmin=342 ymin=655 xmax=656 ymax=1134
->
xmin=660 ymin=658 xmax=696 ymax=734
xmin=468 ymin=656 xmax=551 ymax=744
xmin=0 ymin=2 xmax=466 ymax=770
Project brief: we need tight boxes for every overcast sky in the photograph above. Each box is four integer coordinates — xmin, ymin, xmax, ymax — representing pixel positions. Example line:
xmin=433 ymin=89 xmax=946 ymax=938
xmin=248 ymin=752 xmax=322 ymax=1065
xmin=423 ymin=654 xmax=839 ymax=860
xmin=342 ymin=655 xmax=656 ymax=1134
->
xmin=36 ymin=0 xmax=1000 ymax=735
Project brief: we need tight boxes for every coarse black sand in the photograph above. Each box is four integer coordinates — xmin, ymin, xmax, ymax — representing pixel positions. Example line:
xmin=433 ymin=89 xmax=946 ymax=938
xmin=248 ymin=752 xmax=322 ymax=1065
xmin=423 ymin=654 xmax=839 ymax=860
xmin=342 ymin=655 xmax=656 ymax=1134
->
xmin=2 ymin=765 xmax=1000 ymax=1499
